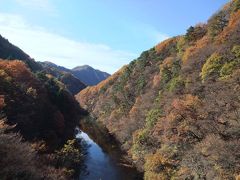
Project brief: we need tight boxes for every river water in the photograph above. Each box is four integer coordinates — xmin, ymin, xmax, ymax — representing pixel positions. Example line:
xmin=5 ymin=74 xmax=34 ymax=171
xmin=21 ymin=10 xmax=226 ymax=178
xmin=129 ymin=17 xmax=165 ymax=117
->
xmin=75 ymin=122 xmax=142 ymax=180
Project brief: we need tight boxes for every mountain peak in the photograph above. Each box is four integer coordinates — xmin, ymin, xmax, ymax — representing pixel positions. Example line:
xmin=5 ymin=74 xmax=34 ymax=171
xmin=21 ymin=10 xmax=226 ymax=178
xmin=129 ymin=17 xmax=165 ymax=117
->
xmin=71 ymin=65 xmax=110 ymax=86
xmin=72 ymin=65 xmax=93 ymax=71
xmin=41 ymin=62 xmax=110 ymax=86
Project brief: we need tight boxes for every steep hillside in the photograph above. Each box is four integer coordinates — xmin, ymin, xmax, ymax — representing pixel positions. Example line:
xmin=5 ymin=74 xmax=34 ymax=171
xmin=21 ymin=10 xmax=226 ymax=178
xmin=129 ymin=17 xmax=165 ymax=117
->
xmin=40 ymin=62 xmax=86 ymax=95
xmin=0 ymin=36 xmax=86 ymax=95
xmin=0 ymin=31 xmax=89 ymax=179
xmin=0 ymin=35 xmax=42 ymax=71
xmin=60 ymin=73 xmax=86 ymax=95
xmin=41 ymin=61 xmax=71 ymax=73
xmin=76 ymin=1 xmax=240 ymax=179
xmin=0 ymin=36 xmax=85 ymax=144
xmin=0 ymin=60 xmax=84 ymax=147
xmin=71 ymin=65 xmax=110 ymax=86
xmin=42 ymin=62 xmax=110 ymax=86
xmin=0 ymin=59 xmax=86 ymax=178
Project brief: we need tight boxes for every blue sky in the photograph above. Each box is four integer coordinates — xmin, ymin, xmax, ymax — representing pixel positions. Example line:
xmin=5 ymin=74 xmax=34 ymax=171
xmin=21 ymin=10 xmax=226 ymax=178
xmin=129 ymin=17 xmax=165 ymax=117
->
xmin=0 ymin=0 xmax=228 ymax=73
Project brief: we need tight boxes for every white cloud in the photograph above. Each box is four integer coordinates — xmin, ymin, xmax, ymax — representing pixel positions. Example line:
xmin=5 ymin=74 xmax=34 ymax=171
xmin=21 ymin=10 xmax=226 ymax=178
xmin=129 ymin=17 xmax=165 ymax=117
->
xmin=0 ymin=13 xmax=137 ymax=73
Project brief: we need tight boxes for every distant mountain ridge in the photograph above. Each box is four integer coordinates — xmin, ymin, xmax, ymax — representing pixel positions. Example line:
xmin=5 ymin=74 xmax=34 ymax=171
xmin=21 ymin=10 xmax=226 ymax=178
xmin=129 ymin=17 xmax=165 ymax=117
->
xmin=0 ymin=35 xmax=87 ymax=95
xmin=40 ymin=61 xmax=86 ymax=95
xmin=41 ymin=61 xmax=71 ymax=73
xmin=72 ymin=65 xmax=110 ymax=86
xmin=42 ymin=61 xmax=110 ymax=86
xmin=0 ymin=34 xmax=108 ymax=95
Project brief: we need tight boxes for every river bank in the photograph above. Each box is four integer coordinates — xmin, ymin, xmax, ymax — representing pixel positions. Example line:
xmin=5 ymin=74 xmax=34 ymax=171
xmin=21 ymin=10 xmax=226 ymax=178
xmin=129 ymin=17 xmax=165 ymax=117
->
xmin=76 ymin=116 xmax=143 ymax=180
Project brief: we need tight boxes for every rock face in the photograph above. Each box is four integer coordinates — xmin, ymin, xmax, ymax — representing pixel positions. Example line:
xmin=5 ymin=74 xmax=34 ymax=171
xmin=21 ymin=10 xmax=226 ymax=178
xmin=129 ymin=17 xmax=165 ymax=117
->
xmin=76 ymin=1 xmax=240 ymax=179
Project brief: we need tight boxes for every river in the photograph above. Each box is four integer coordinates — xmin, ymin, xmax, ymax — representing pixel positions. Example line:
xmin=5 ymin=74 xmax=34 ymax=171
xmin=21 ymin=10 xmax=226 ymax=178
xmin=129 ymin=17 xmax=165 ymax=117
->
xmin=75 ymin=119 xmax=142 ymax=180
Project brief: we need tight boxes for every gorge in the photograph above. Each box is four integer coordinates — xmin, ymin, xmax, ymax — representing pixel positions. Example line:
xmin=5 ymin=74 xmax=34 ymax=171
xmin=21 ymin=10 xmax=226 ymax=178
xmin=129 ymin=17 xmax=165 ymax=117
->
xmin=76 ymin=1 xmax=240 ymax=179
xmin=76 ymin=118 xmax=142 ymax=180
xmin=0 ymin=0 xmax=240 ymax=179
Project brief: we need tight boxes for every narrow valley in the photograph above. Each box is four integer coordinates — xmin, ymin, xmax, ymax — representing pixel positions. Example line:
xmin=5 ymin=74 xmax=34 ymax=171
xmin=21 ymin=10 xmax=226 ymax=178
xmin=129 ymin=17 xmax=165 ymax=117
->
xmin=0 ymin=0 xmax=240 ymax=180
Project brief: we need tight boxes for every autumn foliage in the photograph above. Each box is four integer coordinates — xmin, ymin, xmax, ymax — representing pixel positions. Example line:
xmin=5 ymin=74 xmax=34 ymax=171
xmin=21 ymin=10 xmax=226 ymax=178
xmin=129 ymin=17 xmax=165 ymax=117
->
xmin=76 ymin=1 xmax=240 ymax=179
xmin=0 ymin=60 xmax=83 ymax=144
xmin=0 ymin=59 xmax=86 ymax=178
xmin=0 ymin=120 xmax=69 ymax=180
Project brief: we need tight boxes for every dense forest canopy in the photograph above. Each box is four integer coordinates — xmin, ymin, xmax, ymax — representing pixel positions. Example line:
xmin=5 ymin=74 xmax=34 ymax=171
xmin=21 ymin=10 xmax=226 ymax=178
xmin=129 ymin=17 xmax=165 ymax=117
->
xmin=0 ymin=0 xmax=240 ymax=179
xmin=76 ymin=1 xmax=240 ymax=179
xmin=0 ymin=35 xmax=88 ymax=178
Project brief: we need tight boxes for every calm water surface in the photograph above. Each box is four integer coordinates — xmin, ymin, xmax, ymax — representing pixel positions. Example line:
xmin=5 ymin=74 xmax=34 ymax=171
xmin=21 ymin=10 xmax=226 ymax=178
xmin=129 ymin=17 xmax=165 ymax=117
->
xmin=75 ymin=126 xmax=142 ymax=180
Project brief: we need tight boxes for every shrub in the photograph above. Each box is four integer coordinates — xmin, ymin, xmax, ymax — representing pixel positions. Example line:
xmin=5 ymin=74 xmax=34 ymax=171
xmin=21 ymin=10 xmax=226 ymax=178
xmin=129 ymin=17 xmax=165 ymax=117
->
xmin=146 ymin=108 xmax=162 ymax=128
xmin=160 ymin=57 xmax=181 ymax=86
xmin=185 ymin=25 xmax=207 ymax=42
xmin=155 ymin=38 xmax=178 ymax=61
xmin=232 ymin=0 xmax=240 ymax=12
xmin=185 ymin=26 xmax=195 ymax=41
xmin=129 ymin=59 xmax=137 ymax=70
xmin=201 ymin=53 xmax=224 ymax=80
xmin=99 ymin=85 xmax=107 ymax=94
xmin=171 ymin=60 xmax=181 ymax=76
xmin=160 ymin=66 xmax=172 ymax=84
xmin=182 ymin=35 xmax=212 ymax=64
xmin=26 ymin=87 xmax=37 ymax=98
xmin=121 ymin=66 xmax=132 ymax=81
xmin=148 ymin=47 xmax=159 ymax=62
xmin=113 ymin=66 xmax=132 ymax=93
xmin=0 ymin=60 xmax=34 ymax=85
xmin=136 ymin=58 xmax=147 ymax=70
xmin=219 ymin=45 xmax=240 ymax=78
xmin=180 ymin=135 xmax=240 ymax=179
xmin=131 ymin=129 xmax=150 ymax=159
xmin=35 ymin=71 xmax=48 ymax=82
xmin=136 ymin=75 xmax=146 ymax=93
xmin=220 ymin=61 xmax=237 ymax=78
xmin=167 ymin=76 xmax=185 ymax=92
xmin=135 ymin=129 xmax=149 ymax=145
xmin=0 ymin=120 xmax=68 ymax=179
xmin=232 ymin=45 xmax=240 ymax=58
xmin=177 ymin=36 xmax=188 ymax=56
xmin=200 ymin=46 xmax=240 ymax=80
xmin=131 ymin=107 xmax=162 ymax=160
xmin=144 ymin=148 xmax=176 ymax=180
xmin=0 ymin=131 xmax=40 ymax=179
xmin=55 ymin=139 xmax=83 ymax=176
xmin=208 ymin=10 xmax=229 ymax=37
xmin=0 ymin=69 xmax=12 ymax=87
xmin=154 ymin=90 xmax=163 ymax=104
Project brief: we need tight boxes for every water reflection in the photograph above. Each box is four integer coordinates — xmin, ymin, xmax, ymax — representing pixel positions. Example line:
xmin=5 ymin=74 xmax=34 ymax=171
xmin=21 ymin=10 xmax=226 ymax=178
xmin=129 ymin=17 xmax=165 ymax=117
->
xmin=75 ymin=127 xmax=142 ymax=180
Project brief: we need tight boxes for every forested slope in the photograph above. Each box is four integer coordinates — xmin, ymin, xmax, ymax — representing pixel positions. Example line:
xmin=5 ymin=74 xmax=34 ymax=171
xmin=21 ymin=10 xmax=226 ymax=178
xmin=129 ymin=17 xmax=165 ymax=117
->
xmin=76 ymin=1 xmax=240 ymax=179
xmin=41 ymin=61 xmax=110 ymax=86
xmin=0 ymin=37 xmax=86 ymax=179
xmin=72 ymin=65 xmax=110 ymax=86
xmin=40 ymin=62 xmax=86 ymax=95
xmin=0 ymin=35 xmax=42 ymax=71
